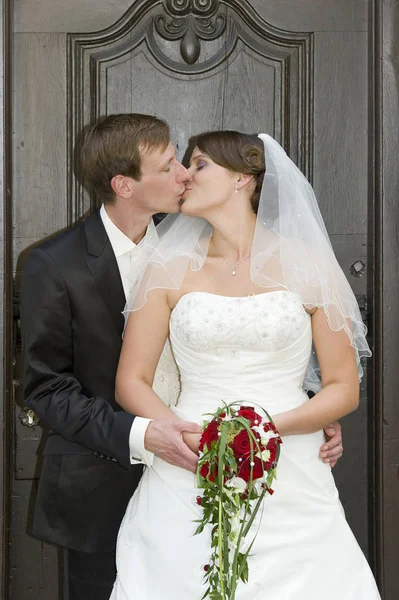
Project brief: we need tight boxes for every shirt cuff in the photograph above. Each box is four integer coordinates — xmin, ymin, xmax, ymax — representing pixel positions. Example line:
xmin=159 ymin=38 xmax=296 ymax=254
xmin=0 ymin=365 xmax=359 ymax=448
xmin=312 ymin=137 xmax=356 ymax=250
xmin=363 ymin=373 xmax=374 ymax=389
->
xmin=129 ymin=417 xmax=155 ymax=467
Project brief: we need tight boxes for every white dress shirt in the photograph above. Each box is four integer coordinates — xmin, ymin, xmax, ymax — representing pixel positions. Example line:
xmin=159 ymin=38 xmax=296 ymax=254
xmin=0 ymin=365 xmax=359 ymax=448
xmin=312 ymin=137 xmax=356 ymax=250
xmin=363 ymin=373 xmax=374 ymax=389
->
xmin=100 ymin=204 xmax=155 ymax=467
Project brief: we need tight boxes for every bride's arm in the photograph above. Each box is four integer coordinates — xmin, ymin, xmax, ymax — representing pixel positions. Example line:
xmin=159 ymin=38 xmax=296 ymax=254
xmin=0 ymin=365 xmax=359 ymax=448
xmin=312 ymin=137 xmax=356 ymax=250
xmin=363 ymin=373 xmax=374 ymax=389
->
xmin=272 ymin=308 xmax=360 ymax=436
xmin=116 ymin=288 xmax=201 ymax=464
xmin=116 ymin=288 xmax=179 ymax=420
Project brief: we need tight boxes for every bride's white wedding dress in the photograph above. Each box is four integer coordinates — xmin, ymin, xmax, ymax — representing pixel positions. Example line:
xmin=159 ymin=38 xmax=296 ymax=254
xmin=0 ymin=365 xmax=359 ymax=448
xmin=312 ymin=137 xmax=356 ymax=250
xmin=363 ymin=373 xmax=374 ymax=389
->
xmin=111 ymin=291 xmax=380 ymax=599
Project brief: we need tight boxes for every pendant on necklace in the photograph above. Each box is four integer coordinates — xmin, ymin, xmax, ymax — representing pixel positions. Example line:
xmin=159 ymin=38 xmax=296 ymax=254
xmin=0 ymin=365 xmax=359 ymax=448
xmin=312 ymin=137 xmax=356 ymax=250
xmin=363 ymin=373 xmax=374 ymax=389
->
xmin=232 ymin=270 xmax=236 ymax=276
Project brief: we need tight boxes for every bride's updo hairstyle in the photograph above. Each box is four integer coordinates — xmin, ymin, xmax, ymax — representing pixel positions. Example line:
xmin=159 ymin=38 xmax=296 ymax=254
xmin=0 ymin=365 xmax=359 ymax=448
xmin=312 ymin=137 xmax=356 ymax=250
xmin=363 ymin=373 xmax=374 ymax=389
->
xmin=192 ymin=131 xmax=265 ymax=214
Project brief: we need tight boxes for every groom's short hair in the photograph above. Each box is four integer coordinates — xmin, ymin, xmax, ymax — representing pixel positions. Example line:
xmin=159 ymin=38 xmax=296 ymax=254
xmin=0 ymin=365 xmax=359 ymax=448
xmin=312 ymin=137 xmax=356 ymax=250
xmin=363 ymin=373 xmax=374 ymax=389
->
xmin=81 ymin=113 xmax=170 ymax=204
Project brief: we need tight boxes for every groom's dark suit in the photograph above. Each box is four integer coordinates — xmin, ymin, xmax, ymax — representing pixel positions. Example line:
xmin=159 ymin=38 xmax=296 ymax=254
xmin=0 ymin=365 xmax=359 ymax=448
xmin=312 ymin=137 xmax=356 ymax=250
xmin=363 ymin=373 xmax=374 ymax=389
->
xmin=21 ymin=209 xmax=148 ymax=593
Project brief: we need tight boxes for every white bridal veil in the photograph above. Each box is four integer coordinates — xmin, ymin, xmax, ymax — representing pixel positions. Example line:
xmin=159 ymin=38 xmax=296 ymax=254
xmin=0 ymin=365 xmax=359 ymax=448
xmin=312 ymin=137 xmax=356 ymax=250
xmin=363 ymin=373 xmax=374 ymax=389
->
xmin=124 ymin=134 xmax=371 ymax=392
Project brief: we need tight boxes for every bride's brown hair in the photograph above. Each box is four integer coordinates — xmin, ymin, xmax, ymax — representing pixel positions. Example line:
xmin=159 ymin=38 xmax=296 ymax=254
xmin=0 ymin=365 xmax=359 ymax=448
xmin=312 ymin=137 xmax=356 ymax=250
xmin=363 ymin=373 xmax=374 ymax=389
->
xmin=190 ymin=131 xmax=265 ymax=214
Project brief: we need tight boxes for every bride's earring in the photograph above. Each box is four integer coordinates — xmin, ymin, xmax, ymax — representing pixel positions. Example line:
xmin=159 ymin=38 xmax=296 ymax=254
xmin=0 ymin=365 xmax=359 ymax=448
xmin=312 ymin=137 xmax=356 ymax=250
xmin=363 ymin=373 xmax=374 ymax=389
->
xmin=235 ymin=184 xmax=239 ymax=194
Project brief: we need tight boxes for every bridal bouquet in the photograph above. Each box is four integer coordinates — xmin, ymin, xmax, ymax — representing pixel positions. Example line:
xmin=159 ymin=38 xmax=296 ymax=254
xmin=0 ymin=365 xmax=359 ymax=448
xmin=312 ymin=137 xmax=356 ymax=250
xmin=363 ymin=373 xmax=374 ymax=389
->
xmin=194 ymin=402 xmax=282 ymax=600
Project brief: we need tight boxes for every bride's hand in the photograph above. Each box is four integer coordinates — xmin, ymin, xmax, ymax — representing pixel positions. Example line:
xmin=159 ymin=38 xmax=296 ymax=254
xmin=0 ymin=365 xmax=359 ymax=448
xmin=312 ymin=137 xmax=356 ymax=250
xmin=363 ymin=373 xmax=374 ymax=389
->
xmin=183 ymin=432 xmax=201 ymax=455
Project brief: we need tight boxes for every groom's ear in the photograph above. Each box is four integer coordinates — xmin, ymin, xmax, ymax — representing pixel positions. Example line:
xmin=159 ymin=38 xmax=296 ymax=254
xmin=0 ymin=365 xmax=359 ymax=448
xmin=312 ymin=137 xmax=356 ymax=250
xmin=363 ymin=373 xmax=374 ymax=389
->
xmin=110 ymin=174 xmax=135 ymax=198
xmin=236 ymin=173 xmax=254 ymax=192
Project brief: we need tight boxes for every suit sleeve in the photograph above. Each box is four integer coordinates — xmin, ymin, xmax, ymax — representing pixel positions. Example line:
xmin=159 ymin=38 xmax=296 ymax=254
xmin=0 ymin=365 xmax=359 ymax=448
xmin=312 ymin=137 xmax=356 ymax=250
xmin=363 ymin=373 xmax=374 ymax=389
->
xmin=20 ymin=247 xmax=134 ymax=468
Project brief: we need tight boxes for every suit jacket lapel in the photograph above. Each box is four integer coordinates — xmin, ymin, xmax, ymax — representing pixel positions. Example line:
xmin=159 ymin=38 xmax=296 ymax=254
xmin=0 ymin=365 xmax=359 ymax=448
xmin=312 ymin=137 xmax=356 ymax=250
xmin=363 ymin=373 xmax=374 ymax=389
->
xmin=84 ymin=210 xmax=125 ymax=335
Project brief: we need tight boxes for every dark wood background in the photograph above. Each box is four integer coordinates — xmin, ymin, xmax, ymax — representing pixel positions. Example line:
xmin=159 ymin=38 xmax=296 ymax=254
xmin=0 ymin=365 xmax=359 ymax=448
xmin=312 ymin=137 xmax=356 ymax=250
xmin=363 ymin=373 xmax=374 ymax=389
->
xmin=1 ymin=1 xmax=398 ymax=598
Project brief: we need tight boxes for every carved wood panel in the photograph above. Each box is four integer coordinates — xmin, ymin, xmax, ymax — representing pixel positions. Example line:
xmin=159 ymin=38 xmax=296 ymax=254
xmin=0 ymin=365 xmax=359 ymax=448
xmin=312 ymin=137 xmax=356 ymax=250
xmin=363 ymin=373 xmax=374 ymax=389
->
xmin=67 ymin=0 xmax=313 ymax=221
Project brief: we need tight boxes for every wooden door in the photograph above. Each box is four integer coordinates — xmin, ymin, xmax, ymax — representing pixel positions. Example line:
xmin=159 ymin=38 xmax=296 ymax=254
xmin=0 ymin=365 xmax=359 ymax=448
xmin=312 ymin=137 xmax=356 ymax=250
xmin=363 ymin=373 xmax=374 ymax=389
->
xmin=3 ymin=1 xmax=398 ymax=598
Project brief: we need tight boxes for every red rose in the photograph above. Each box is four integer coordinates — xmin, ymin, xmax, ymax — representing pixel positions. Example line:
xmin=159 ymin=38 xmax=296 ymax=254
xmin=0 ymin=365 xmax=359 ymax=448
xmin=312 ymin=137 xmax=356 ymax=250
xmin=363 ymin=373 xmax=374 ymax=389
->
xmin=199 ymin=420 xmax=220 ymax=452
xmin=238 ymin=457 xmax=264 ymax=482
xmin=239 ymin=460 xmax=253 ymax=482
xmin=199 ymin=460 xmax=217 ymax=482
xmin=263 ymin=421 xmax=278 ymax=434
xmin=196 ymin=495 xmax=202 ymax=505
xmin=266 ymin=437 xmax=278 ymax=465
xmin=232 ymin=430 xmax=252 ymax=458
xmin=267 ymin=437 xmax=277 ymax=449
xmin=251 ymin=457 xmax=264 ymax=479
xmin=237 ymin=407 xmax=263 ymax=427
xmin=238 ymin=460 xmax=251 ymax=483
xmin=199 ymin=462 xmax=209 ymax=478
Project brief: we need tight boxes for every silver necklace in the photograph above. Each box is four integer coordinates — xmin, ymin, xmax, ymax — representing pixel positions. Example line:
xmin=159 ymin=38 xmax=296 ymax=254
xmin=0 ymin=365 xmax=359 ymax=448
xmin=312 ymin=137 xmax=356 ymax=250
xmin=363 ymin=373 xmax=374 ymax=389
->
xmin=214 ymin=248 xmax=251 ymax=276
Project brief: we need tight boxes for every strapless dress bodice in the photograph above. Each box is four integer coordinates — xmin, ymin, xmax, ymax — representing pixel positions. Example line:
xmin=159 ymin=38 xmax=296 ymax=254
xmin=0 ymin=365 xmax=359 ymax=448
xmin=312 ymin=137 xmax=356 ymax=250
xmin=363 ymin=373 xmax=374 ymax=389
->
xmin=169 ymin=290 xmax=312 ymax=417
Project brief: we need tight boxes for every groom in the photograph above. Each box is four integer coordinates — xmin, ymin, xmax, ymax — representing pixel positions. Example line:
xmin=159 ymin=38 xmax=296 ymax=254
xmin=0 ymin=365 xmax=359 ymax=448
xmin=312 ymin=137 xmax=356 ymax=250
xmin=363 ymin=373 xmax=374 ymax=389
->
xmin=20 ymin=113 xmax=343 ymax=600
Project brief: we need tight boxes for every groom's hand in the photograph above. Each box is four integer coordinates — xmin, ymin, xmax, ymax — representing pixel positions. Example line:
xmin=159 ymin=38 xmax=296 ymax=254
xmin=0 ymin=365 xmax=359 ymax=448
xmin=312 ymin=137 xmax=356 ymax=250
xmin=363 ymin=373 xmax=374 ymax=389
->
xmin=319 ymin=421 xmax=343 ymax=468
xmin=144 ymin=419 xmax=202 ymax=473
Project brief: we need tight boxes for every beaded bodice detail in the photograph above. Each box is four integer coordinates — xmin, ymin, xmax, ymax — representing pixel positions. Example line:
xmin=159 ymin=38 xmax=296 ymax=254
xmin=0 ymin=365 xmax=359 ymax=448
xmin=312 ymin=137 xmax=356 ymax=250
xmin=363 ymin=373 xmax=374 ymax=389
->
xmin=170 ymin=291 xmax=309 ymax=355
xmin=168 ymin=291 xmax=312 ymax=403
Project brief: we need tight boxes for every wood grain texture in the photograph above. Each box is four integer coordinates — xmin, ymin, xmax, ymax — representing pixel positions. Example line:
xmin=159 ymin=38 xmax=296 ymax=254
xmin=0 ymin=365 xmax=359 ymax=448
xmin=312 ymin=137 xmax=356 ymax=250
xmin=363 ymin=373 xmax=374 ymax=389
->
xmin=313 ymin=32 xmax=368 ymax=235
xmin=14 ymin=0 xmax=369 ymax=34
xmin=374 ymin=0 xmax=399 ymax=596
xmin=0 ymin=0 xmax=6 ymax=593
xmin=251 ymin=0 xmax=368 ymax=32
xmin=222 ymin=45 xmax=277 ymax=138
xmin=128 ymin=52 xmax=225 ymax=159
xmin=13 ymin=33 xmax=68 ymax=242
xmin=9 ymin=480 xmax=60 ymax=600
xmin=14 ymin=0 xmax=132 ymax=33
xmin=1 ymin=1 xmax=12 ymax=599
xmin=101 ymin=47 xmax=226 ymax=159
xmin=105 ymin=55 xmax=133 ymax=115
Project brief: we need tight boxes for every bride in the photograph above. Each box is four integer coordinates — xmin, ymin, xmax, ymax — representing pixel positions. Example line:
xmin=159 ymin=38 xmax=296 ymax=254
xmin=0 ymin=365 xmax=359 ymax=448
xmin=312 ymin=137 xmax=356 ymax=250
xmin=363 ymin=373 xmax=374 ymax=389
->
xmin=110 ymin=132 xmax=380 ymax=599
